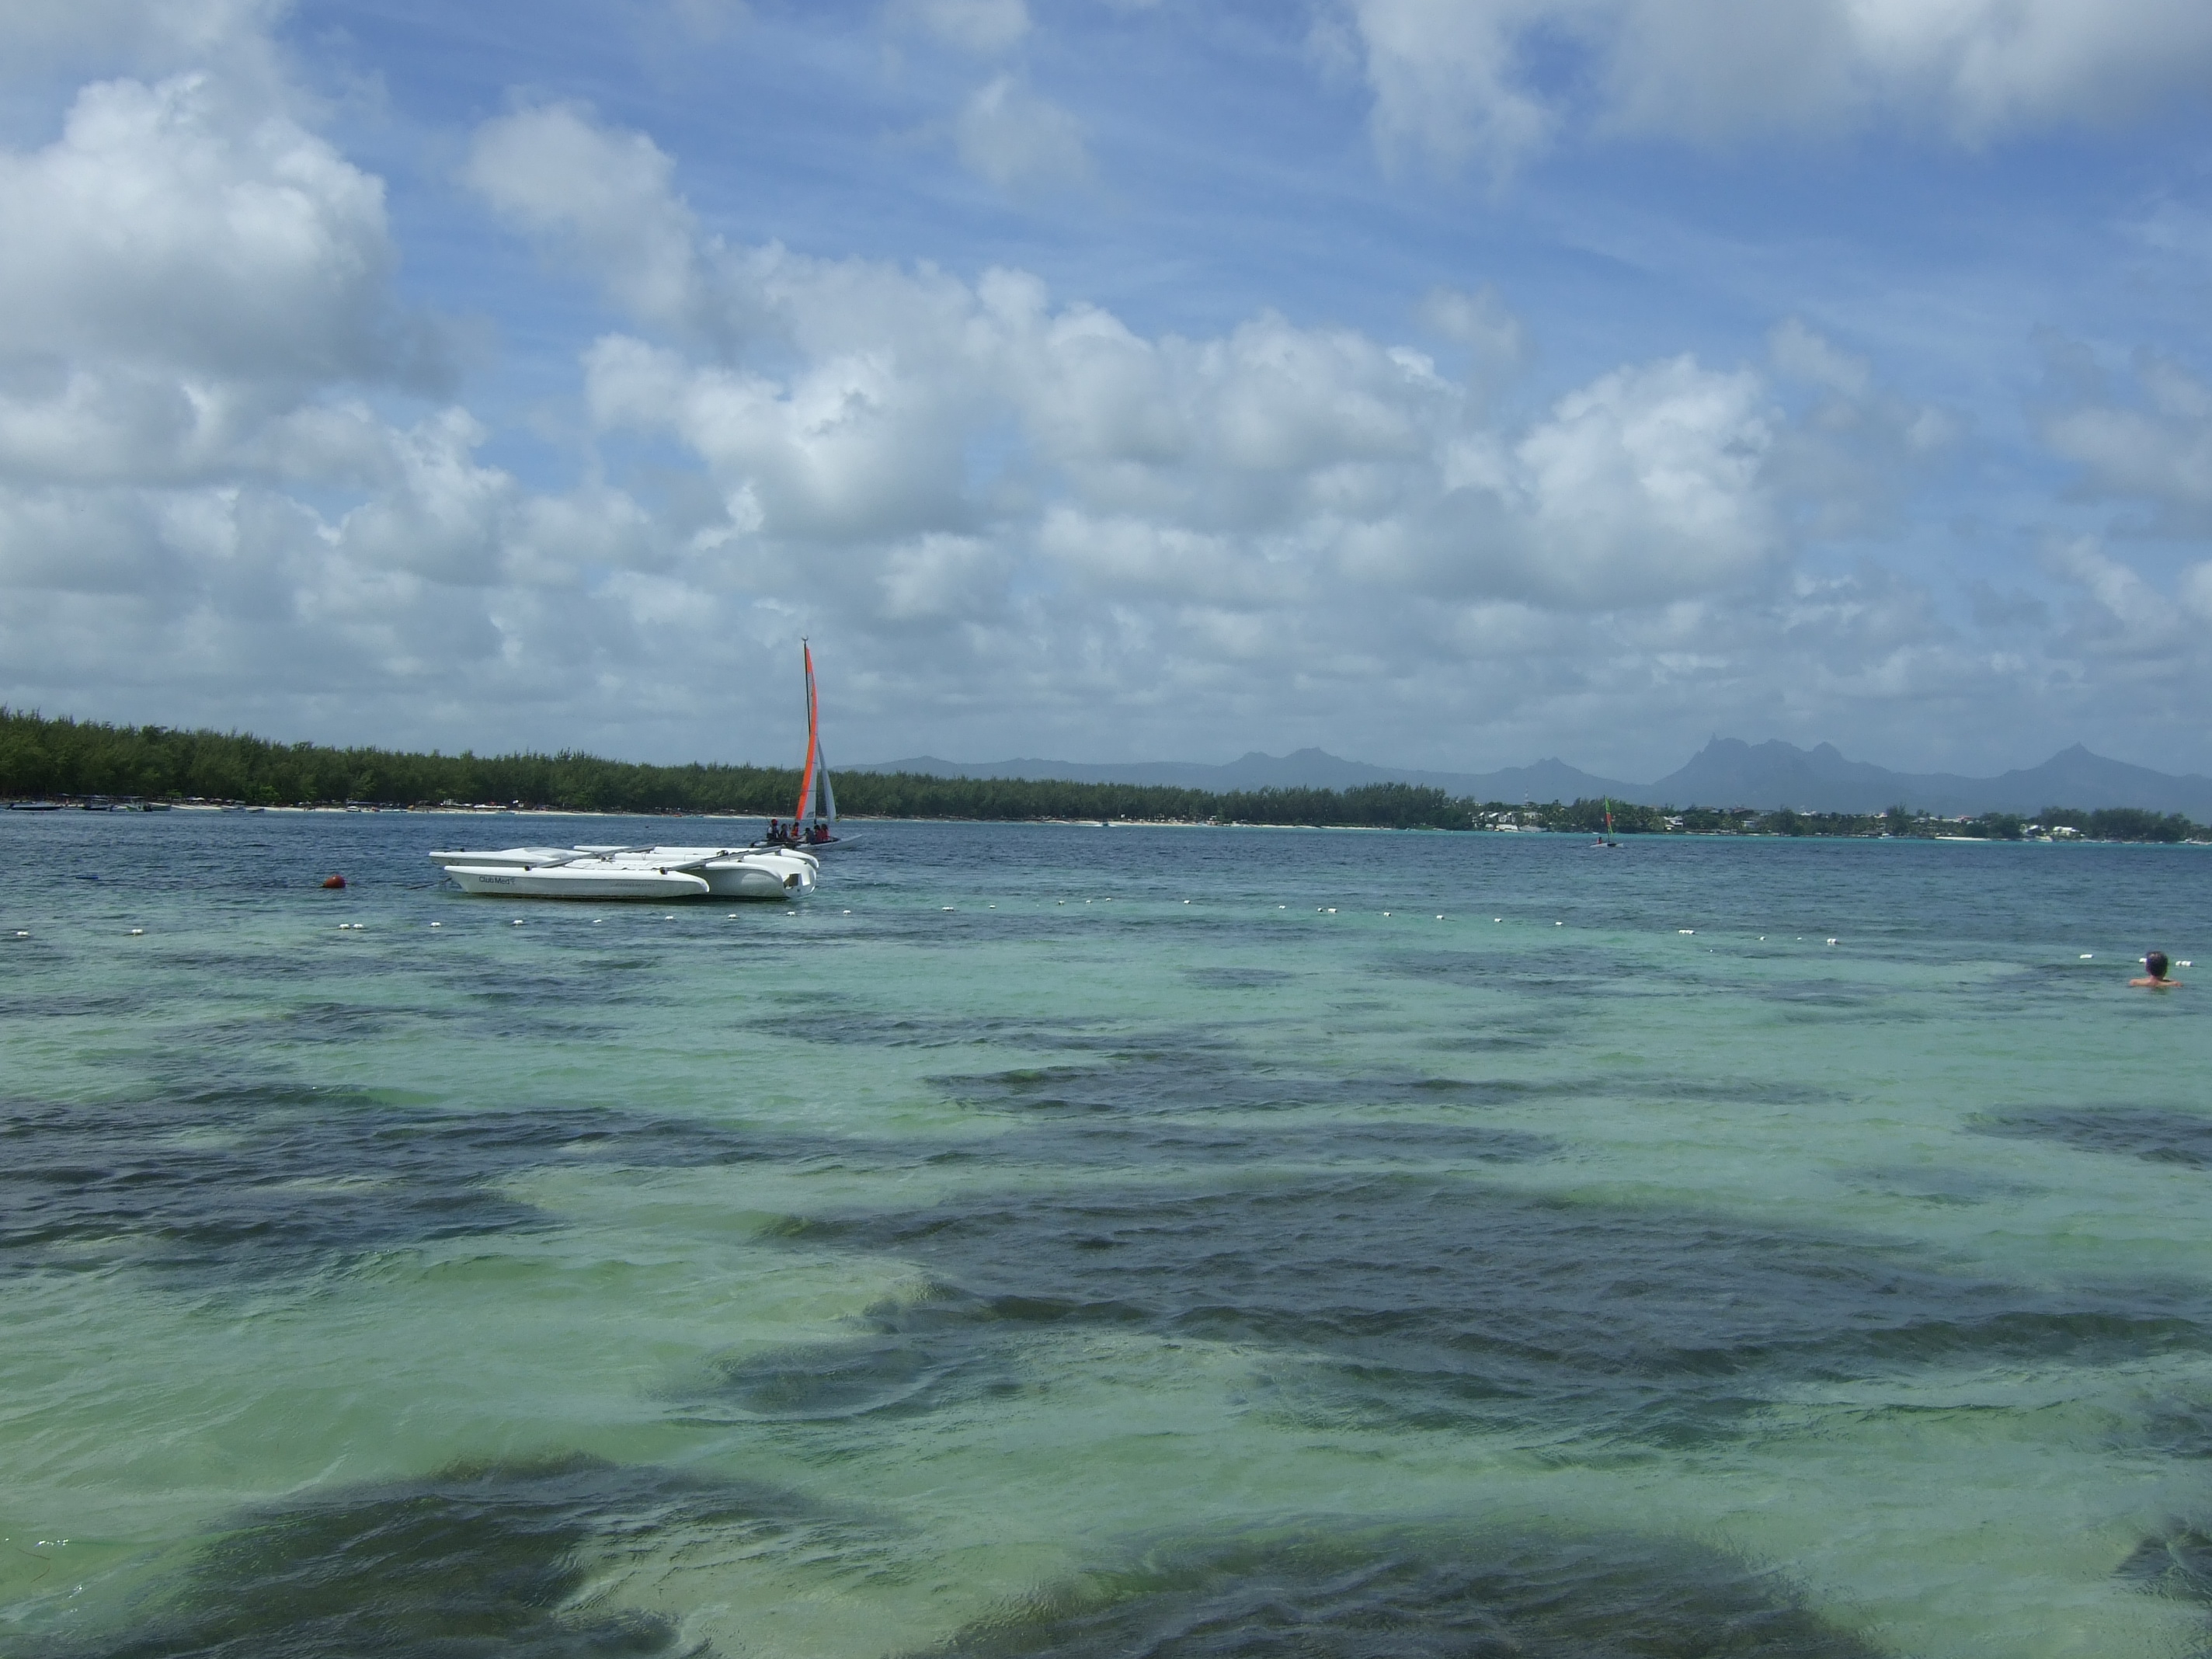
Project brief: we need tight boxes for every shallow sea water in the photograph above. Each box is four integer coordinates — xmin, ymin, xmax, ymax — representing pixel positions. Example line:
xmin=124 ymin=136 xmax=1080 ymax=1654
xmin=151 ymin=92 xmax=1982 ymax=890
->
xmin=1 ymin=812 xmax=2208 ymax=1657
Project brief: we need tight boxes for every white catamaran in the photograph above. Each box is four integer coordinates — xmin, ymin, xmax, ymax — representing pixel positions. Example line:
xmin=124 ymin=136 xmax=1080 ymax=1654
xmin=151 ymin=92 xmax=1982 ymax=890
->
xmin=428 ymin=843 xmax=819 ymax=901
xmin=429 ymin=642 xmax=837 ymax=901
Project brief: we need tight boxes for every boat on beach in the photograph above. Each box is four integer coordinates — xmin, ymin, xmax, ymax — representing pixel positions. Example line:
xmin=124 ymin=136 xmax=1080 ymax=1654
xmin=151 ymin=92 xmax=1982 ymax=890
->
xmin=430 ymin=843 xmax=818 ymax=901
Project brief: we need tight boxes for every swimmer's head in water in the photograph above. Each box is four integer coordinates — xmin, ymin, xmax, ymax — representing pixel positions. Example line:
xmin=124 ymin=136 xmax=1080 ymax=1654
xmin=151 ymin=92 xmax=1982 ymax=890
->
xmin=2146 ymin=951 xmax=2171 ymax=980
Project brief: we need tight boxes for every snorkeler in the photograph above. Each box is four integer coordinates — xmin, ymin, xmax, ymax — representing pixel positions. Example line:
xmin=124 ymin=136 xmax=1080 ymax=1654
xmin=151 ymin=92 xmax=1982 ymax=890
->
xmin=2130 ymin=951 xmax=2183 ymax=989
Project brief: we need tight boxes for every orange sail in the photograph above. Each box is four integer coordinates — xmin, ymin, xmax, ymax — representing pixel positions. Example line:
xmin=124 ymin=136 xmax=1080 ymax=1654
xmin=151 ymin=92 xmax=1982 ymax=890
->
xmin=792 ymin=640 xmax=819 ymax=825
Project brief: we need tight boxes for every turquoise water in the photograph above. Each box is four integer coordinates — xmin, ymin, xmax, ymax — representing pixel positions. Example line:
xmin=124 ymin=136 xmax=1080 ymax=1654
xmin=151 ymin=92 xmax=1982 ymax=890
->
xmin=2 ymin=812 xmax=2208 ymax=1657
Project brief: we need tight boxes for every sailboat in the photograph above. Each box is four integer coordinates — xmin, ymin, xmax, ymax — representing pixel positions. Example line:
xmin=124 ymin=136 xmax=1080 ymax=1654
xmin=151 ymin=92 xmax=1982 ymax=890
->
xmin=1591 ymin=798 xmax=1620 ymax=848
xmin=770 ymin=639 xmax=850 ymax=850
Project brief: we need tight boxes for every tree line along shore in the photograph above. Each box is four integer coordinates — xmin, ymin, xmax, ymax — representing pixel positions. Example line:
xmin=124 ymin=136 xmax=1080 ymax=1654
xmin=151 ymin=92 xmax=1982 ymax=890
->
xmin=2 ymin=709 xmax=2204 ymax=843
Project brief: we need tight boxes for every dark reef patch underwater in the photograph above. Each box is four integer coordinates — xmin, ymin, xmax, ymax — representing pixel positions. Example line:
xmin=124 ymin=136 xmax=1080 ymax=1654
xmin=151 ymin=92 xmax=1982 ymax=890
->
xmin=754 ymin=1173 xmax=2212 ymax=1446
xmin=0 ymin=1085 xmax=812 ymax=1278
xmin=20 ymin=1455 xmax=881 ymax=1659
xmin=1974 ymin=1104 xmax=2212 ymax=1170
xmin=909 ymin=1527 xmax=1883 ymax=1659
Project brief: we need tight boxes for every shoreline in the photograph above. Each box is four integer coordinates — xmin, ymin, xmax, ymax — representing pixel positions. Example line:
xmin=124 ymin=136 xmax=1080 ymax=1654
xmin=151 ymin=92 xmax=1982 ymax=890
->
xmin=5 ymin=799 xmax=2206 ymax=845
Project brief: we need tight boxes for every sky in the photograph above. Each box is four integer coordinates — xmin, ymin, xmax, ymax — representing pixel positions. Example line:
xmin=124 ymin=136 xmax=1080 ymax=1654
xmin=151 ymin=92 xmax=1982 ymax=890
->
xmin=3 ymin=1 xmax=2211 ymax=779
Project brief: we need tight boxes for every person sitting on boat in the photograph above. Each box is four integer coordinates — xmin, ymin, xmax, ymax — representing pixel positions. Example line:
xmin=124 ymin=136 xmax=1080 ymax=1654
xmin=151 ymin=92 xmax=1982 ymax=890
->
xmin=2132 ymin=951 xmax=2183 ymax=989
xmin=767 ymin=819 xmax=785 ymax=846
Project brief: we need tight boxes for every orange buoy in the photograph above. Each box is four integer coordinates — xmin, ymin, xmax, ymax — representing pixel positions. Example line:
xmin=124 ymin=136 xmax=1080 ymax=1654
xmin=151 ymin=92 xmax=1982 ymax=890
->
xmin=322 ymin=874 xmax=346 ymax=889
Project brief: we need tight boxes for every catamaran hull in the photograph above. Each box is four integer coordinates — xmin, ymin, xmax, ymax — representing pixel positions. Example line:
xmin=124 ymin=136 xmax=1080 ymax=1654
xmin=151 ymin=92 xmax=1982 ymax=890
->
xmin=434 ymin=847 xmax=817 ymax=901
xmin=443 ymin=864 xmax=711 ymax=899
xmin=700 ymin=861 xmax=806 ymax=899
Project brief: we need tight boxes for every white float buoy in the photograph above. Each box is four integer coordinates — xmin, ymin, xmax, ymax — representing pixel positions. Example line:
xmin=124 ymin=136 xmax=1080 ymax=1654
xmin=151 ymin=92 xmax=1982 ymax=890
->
xmin=127 ymin=928 xmax=144 ymax=936
xmin=1678 ymin=929 xmax=1694 ymax=935
xmin=2080 ymin=953 xmax=2092 ymax=959
xmin=431 ymin=922 xmax=441 ymax=927
xmin=944 ymin=906 xmax=955 ymax=912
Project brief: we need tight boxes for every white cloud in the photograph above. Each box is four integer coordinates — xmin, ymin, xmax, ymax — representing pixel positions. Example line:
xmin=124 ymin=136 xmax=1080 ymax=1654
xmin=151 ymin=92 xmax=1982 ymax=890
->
xmin=0 ymin=0 xmax=287 ymax=89
xmin=1761 ymin=320 xmax=1956 ymax=537
xmin=891 ymin=0 xmax=1031 ymax=55
xmin=584 ymin=332 xmax=978 ymax=544
xmin=953 ymin=75 xmax=1092 ymax=194
xmin=447 ymin=106 xmax=2012 ymax=725
xmin=0 ymin=485 xmax=176 ymax=593
xmin=2043 ymin=537 xmax=2202 ymax=659
xmin=2181 ymin=562 xmax=2212 ymax=624
xmin=546 ymin=152 xmax=1781 ymax=619
xmin=1769 ymin=318 xmax=1869 ymax=398
xmin=879 ymin=531 xmax=1011 ymax=621
xmin=2042 ymin=353 xmax=2212 ymax=532
xmin=463 ymin=103 xmax=758 ymax=346
xmin=0 ymin=58 xmax=499 ymax=694
xmin=1418 ymin=285 xmax=1527 ymax=391
xmin=1504 ymin=356 xmax=1776 ymax=604
xmin=0 ymin=57 xmax=2194 ymax=776
xmin=0 ymin=74 xmax=407 ymax=390
xmin=480 ymin=107 xmax=2176 ymax=771
xmin=1339 ymin=0 xmax=1555 ymax=176
xmin=1334 ymin=0 xmax=2212 ymax=172
xmin=329 ymin=410 xmax=515 ymax=586
xmin=0 ymin=57 xmax=745 ymax=743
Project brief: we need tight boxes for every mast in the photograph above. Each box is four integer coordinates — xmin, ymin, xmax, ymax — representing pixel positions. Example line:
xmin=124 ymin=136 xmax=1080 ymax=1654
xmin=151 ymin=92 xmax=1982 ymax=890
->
xmin=792 ymin=640 xmax=819 ymax=825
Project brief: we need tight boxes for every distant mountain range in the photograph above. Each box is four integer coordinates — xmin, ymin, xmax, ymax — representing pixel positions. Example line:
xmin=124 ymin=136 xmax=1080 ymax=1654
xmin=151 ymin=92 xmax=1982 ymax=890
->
xmin=851 ymin=739 xmax=2212 ymax=817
